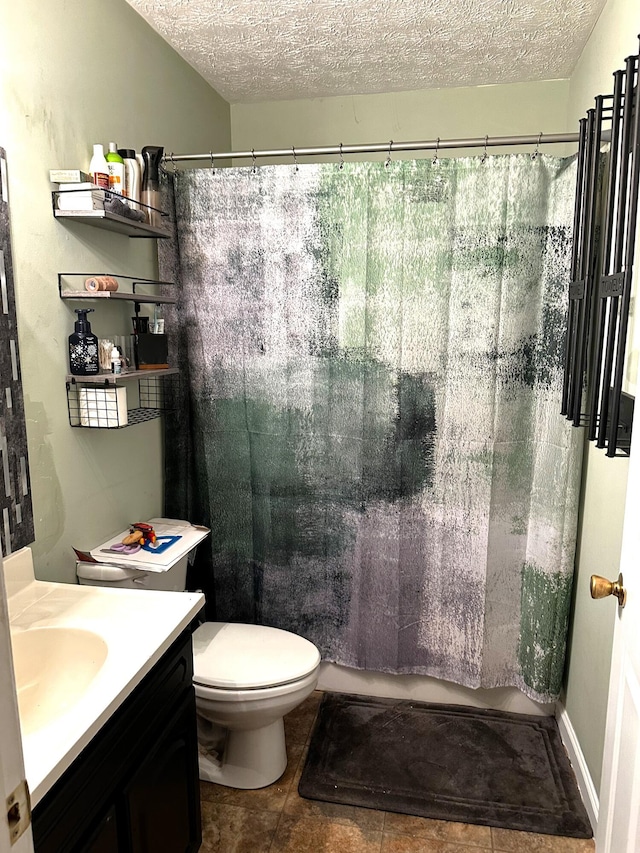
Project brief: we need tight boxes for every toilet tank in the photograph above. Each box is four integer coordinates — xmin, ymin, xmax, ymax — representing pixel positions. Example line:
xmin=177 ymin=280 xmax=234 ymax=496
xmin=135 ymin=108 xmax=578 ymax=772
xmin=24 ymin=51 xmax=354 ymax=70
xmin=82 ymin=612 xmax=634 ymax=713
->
xmin=77 ymin=518 xmax=210 ymax=592
xmin=76 ymin=557 xmax=190 ymax=591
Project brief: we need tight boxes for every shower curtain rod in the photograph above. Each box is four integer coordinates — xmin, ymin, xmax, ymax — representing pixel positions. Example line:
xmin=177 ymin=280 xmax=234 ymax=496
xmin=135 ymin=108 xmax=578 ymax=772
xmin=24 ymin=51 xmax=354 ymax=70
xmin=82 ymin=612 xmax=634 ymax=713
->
xmin=165 ymin=132 xmax=580 ymax=165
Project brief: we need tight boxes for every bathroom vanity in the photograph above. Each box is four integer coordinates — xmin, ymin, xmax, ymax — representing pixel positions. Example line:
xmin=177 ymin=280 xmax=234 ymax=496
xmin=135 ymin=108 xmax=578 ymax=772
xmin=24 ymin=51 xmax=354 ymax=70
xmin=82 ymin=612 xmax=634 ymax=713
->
xmin=32 ymin=629 xmax=200 ymax=852
xmin=5 ymin=547 xmax=205 ymax=853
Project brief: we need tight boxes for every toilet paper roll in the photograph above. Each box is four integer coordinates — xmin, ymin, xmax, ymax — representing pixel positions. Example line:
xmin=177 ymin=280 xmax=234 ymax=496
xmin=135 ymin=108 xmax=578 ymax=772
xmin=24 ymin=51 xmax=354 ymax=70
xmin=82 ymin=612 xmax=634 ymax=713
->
xmin=84 ymin=276 xmax=119 ymax=292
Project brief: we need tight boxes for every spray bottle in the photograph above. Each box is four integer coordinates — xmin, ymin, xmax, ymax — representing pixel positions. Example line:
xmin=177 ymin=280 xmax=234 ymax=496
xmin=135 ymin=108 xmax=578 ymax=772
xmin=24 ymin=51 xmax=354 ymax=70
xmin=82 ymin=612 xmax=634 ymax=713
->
xmin=141 ymin=145 xmax=164 ymax=226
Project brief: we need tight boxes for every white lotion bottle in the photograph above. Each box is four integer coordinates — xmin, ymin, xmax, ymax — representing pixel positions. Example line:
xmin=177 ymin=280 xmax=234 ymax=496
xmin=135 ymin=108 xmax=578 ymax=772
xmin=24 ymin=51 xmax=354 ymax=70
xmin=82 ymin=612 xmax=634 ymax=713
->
xmin=118 ymin=148 xmax=141 ymax=209
xmin=110 ymin=346 xmax=122 ymax=375
xmin=89 ymin=143 xmax=109 ymax=189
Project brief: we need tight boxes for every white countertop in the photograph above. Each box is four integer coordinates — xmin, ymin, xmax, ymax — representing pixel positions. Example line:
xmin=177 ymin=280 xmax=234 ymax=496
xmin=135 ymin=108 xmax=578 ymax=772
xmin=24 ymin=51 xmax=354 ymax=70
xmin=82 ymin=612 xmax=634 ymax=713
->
xmin=6 ymin=548 xmax=204 ymax=807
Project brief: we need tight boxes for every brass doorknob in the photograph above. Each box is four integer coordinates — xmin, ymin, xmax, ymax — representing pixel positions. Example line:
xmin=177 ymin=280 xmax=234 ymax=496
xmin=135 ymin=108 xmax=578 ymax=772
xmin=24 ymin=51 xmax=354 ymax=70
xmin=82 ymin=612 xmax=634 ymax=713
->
xmin=590 ymin=573 xmax=627 ymax=607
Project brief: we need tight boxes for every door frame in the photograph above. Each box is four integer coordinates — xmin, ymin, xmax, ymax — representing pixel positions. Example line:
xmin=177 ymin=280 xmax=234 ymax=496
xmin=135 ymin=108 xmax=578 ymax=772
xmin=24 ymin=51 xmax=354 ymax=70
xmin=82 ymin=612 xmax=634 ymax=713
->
xmin=0 ymin=551 xmax=33 ymax=853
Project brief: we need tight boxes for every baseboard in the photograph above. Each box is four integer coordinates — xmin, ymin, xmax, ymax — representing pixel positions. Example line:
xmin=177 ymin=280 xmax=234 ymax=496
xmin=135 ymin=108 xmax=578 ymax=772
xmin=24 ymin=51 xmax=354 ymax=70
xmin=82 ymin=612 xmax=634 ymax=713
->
xmin=556 ymin=704 xmax=599 ymax=833
xmin=318 ymin=662 xmax=555 ymax=716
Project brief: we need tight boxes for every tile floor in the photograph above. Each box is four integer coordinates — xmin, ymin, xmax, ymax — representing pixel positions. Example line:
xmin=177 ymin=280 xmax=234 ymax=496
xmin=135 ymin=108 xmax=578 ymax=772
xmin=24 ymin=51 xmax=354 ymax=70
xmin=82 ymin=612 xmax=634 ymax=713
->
xmin=199 ymin=691 xmax=596 ymax=853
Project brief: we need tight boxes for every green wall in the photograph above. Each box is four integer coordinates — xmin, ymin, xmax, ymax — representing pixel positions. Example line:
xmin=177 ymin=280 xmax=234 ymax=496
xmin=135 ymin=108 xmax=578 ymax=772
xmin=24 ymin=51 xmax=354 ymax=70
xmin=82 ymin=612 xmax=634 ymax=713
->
xmin=0 ymin=0 xmax=230 ymax=582
xmin=562 ymin=0 xmax=639 ymax=796
xmin=231 ymin=79 xmax=571 ymax=160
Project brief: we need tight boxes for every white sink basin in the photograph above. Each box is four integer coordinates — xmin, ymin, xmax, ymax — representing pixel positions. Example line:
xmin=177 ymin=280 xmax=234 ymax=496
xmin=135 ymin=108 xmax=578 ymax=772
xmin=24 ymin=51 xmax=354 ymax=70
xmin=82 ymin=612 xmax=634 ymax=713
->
xmin=11 ymin=627 xmax=108 ymax=735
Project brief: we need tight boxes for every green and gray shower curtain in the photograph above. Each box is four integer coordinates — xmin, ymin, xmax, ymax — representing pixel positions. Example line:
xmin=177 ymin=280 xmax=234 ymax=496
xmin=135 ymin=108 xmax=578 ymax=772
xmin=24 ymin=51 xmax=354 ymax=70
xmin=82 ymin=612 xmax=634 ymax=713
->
xmin=160 ymin=154 xmax=583 ymax=702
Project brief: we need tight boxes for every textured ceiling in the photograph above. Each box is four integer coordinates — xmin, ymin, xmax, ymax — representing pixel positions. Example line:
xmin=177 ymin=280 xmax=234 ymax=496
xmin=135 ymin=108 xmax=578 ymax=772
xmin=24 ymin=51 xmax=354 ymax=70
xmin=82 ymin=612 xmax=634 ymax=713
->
xmin=125 ymin=0 xmax=607 ymax=103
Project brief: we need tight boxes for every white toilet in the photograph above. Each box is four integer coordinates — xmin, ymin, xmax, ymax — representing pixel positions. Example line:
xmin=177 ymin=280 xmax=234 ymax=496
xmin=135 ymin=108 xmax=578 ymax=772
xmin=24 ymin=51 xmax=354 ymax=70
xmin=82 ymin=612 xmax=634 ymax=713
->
xmin=77 ymin=541 xmax=321 ymax=790
xmin=193 ymin=621 xmax=320 ymax=788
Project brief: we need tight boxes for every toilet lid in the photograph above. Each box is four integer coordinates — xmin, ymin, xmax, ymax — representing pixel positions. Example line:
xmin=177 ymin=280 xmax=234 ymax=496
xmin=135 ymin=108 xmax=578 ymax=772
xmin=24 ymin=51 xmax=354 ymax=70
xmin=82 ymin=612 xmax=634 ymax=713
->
xmin=192 ymin=622 xmax=321 ymax=690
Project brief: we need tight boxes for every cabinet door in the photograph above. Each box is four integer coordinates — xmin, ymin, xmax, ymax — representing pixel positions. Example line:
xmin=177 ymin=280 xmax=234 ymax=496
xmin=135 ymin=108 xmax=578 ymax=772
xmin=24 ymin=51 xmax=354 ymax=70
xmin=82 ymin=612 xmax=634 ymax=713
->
xmin=77 ymin=806 xmax=120 ymax=853
xmin=125 ymin=692 xmax=201 ymax=853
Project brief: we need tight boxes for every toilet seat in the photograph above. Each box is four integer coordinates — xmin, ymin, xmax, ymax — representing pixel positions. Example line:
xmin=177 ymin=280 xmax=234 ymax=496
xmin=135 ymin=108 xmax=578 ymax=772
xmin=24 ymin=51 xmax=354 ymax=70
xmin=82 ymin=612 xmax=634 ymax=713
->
xmin=192 ymin=621 xmax=321 ymax=690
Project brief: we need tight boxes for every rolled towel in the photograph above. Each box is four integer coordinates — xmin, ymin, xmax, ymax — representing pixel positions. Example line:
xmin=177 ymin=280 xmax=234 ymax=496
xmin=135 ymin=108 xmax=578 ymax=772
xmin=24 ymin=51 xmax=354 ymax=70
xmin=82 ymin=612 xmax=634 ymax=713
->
xmin=124 ymin=207 xmax=146 ymax=222
xmin=104 ymin=195 xmax=154 ymax=225
xmin=85 ymin=276 xmax=119 ymax=292
xmin=104 ymin=196 xmax=130 ymax=217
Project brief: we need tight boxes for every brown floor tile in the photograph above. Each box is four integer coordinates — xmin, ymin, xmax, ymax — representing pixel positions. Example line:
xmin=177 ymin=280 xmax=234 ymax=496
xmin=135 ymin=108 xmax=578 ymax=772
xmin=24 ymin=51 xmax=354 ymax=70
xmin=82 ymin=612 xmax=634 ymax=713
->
xmin=270 ymin=814 xmax=383 ymax=853
xmin=200 ymin=802 xmax=279 ymax=852
xmin=382 ymin=835 xmax=491 ymax=852
xmin=491 ymin=828 xmax=595 ymax=852
xmin=200 ymin=740 xmax=304 ymax=813
xmin=284 ymin=785 xmax=386 ymax=831
xmin=283 ymin=689 xmax=323 ymax=745
xmin=383 ymin=813 xmax=491 ymax=847
xmin=284 ymin=744 xmax=385 ymax=830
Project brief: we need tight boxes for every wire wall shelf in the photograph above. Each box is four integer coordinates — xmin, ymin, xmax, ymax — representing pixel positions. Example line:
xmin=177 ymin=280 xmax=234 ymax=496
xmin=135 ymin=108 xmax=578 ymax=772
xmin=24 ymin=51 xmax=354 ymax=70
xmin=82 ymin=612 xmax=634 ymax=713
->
xmin=66 ymin=373 xmax=178 ymax=429
xmin=58 ymin=273 xmax=176 ymax=305
xmin=52 ymin=187 xmax=171 ymax=238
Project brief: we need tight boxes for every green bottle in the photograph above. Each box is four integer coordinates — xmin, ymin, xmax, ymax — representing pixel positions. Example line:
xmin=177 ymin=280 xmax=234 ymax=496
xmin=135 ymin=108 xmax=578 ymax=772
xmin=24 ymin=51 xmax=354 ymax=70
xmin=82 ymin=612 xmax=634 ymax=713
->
xmin=106 ymin=142 xmax=125 ymax=196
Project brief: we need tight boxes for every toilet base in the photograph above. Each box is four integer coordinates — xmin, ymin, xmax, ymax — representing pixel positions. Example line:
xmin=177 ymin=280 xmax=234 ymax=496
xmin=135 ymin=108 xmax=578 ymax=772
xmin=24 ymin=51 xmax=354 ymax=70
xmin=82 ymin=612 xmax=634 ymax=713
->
xmin=198 ymin=718 xmax=288 ymax=789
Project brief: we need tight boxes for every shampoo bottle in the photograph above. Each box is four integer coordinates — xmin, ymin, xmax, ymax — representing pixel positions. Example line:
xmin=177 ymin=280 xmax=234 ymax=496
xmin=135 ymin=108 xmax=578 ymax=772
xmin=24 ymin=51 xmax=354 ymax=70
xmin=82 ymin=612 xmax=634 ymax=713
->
xmin=106 ymin=143 xmax=125 ymax=196
xmin=141 ymin=145 xmax=164 ymax=226
xmin=89 ymin=144 xmax=109 ymax=189
xmin=69 ymin=309 xmax=99 ymax=376
xmin=118 ymin=148 xmax=141 ymax=208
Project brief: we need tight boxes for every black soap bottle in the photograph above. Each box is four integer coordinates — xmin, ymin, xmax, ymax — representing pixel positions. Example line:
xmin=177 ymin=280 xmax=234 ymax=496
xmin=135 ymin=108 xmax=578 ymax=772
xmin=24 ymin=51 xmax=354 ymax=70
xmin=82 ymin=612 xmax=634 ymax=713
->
xmin=69 ymin=308 xmax=99 ymax=375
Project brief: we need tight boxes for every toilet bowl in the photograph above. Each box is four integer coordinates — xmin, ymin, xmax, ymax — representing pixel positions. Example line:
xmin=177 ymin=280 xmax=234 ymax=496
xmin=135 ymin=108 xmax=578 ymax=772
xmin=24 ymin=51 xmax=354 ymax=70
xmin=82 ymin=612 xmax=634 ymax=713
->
xmin=192 ymin=621 xmax=320 ymax=789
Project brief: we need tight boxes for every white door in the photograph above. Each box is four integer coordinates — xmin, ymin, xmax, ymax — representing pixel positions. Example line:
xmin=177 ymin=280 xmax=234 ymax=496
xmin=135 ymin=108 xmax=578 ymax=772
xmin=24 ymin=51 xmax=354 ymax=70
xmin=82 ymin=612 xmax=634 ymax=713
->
xmin=595 ymin=399 xmax=640 ymax=850
xmin=0 ymin=552 xmax=33 ymax=853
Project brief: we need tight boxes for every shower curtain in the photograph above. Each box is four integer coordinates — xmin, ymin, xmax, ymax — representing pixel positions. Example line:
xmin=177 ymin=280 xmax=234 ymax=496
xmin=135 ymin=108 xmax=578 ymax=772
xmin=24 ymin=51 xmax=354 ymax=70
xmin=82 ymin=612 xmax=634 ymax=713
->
xmin=160 ymin=154 xmax=583 ymax=703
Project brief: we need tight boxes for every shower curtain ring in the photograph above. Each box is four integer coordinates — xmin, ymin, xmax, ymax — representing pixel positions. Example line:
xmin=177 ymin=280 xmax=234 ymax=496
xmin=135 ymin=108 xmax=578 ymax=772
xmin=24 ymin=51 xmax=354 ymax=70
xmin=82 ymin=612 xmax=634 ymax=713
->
xmin=481 ymin=135 xmax=488 ymax=164
xmin=531 ymin=132 xmax=543 ymax=160
xmin=385 ymin=140 xmax=393 ymax=168
xmin=292 ymin=145 xmax=299 ymax=172
xmin=339 ymin=142 xmax=344 ymax=170
xmin=251 ymin=148 xmax=257 ymax=174
xmin=210 ymin=150 xmax=216 ymax=175
xmin=169 ymin=152 xmax=177 ymax=173
xmin=432 ymin=137 xmax=440 ymax=167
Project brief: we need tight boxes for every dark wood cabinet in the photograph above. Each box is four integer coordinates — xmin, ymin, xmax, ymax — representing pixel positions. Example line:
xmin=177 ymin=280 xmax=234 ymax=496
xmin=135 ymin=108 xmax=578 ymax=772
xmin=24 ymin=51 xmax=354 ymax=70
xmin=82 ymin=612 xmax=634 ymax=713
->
xmin=126 ymin=695 xmax=200 ymax=853
xmin=32 ymin=630 xmax=201 ymax=853
xmin=82 ymin=808 xmax=119 ymax=853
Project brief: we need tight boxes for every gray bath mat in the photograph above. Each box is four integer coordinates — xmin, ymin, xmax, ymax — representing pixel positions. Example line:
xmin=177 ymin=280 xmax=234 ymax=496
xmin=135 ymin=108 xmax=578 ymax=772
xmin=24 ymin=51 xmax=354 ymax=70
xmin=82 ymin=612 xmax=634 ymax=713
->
xmin=299 ymin=692 xmax=592 ymax=838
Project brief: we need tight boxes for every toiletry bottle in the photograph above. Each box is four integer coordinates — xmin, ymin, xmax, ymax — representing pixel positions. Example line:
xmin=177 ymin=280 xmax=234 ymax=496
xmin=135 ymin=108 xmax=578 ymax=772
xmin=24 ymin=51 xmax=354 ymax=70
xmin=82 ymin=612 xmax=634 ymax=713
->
xmin=118 ymin=148 xmax=141 ymax=208
xmin=152 ymin=303 xmax=163 ymax=334
xmin=106 ymin=143 xmax=125 ymax=196
xmin=110 ymin=345 xmax=122 ymax=375
xmin=141 ymin=146 xmax=164 ymax=226
xmin=136 ymin=152 xmax=145 ymax=198
xmin=69 ymin=309 xmax=99 ymax=376
xmin=89 ymin=144 xmax=109 ymax=190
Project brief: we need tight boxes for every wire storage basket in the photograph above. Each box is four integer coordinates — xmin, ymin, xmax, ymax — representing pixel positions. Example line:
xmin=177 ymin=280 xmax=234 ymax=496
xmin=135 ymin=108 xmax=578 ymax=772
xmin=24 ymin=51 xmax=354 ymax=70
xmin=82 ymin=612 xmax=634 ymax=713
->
xmin=66 ymin=372 xmax=178 ymax=428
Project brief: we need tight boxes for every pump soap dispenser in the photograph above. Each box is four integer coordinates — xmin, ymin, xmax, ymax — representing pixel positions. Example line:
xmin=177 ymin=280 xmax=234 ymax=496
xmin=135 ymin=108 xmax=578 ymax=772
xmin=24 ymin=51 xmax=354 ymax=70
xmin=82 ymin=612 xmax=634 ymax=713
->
xmin=69 ymin=308 xmax=99 ymax=375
